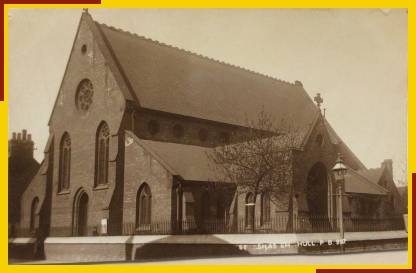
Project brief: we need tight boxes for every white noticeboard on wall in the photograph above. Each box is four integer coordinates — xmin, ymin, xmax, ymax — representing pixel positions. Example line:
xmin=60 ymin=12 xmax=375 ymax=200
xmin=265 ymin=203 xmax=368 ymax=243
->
xmin=101 ymin=218 xmax=108 ymax=235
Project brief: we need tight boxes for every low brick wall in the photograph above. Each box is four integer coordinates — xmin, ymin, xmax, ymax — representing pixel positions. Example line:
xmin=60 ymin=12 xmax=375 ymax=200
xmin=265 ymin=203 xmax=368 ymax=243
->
xmin=8 ymin=238 xmax=37 ymax=260
xmin=43 ymin=236 xmax=128 ymax=262
xmin=298 ymin=238 xmax=408 ymax=254
xmin=9 ymin=231 xmax=408 ymax=263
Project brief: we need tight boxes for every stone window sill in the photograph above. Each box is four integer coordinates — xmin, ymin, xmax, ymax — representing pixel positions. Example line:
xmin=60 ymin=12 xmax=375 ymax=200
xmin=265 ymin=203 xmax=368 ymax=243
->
xmin=57 ymin=190 xmax=70 ymax=195
xmin=93 ymin=184 xmax=109 ymax=191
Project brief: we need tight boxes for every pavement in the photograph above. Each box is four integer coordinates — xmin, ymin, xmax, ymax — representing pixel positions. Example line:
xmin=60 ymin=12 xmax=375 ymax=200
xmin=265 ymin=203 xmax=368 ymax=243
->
xmin=9 ymin=250 xmax=410 ymax=265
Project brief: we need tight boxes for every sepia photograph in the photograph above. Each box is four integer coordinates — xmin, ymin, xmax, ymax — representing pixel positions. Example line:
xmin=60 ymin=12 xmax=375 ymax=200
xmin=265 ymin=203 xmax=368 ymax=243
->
xmin=7 ymin=8 xmax=408 ymax=265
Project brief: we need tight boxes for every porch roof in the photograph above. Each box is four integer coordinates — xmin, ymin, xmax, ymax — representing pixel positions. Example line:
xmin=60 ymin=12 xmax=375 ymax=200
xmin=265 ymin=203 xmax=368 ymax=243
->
xmin=131 ymin=135 xmax=222 ymax=182
xmin=344 ymin=168 xmax=389 ymax=195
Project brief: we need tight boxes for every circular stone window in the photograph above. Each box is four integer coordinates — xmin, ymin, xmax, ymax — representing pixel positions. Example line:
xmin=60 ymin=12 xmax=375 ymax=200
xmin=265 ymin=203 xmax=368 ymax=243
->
xmin=75 ymin=79 xmax=94 ymax=112
xmin=198 ymin=129 xmax=208 ymax=142
xmin=172 ymin=124 xmax=184 ymax=138
xmin=147 ymin=120 xmax=160 ymax=135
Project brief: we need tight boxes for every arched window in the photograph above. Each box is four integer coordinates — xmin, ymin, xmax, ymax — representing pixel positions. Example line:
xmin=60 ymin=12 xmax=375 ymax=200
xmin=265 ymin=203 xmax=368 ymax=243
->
xmin=136 ymin=183 xmax=152 ymax=227
xmin=261 ymin=192 xmax=271 ymax=225
xmin=245 ymin=192 xmax=255 ymax=228
xmin=95 ymin=122 xmax=110 ymax=186
xmin=316 ymin=134 xmax=324 ymax=147
xmin=59 ymin=133 xmax=71 ymax=191
xmin=30 ymin=197 xmax=39 ymax=232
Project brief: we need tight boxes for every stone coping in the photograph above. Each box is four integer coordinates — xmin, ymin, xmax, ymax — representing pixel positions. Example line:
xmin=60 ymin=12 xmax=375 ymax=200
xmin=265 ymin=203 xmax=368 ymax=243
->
xmin=35 ymin=230 xmax=408 ymax=245
xmin=8 ymin=237 xmax=36 ymax=244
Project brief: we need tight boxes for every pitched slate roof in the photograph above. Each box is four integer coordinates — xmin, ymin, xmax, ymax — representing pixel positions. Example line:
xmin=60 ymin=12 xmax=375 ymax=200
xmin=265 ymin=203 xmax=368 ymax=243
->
xmin=357 ymin=168 xmax=384 ymax=184
xmin=127 ymin=131 xmax=220 ymax=182
xmin=344 ymin=168 xmax=388 ymax=195
xmin=323 ymin=119 xmax=366 ymax=170
xmin=95 ymin=21 xmax=319 ymax=141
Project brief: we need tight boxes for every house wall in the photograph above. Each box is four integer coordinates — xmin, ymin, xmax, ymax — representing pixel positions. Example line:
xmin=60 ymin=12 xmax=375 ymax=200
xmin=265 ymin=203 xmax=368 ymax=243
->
xmin=9 ymin=158 xmax=40 ymax=228
xmin=377 ymin=164 xmax=406 ymax=215
xmin=18 ymin=169 xmax=47 ymax=236
xmin=8 ymin=131 xmax=40 ymax=232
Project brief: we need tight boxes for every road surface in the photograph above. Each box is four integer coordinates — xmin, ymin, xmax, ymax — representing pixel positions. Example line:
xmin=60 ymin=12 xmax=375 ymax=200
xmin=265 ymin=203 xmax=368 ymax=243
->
xmin=11 ymin=250 xmax=409 ymax=265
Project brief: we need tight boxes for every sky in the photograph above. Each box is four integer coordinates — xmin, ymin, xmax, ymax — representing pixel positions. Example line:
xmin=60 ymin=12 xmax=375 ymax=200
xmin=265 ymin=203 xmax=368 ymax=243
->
xmin=8 ymin=8 xmax=408 ymax=183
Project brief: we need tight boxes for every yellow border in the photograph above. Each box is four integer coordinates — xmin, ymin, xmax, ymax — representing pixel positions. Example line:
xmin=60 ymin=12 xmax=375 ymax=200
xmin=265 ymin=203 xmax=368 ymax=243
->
xmin=1 ymin=1 xmax=413 ymax=272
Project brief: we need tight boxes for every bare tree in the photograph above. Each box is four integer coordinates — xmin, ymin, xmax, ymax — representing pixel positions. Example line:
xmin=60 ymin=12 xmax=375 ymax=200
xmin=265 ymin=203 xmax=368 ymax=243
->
xmin=207 ymin=109 xmax=301 ymax=232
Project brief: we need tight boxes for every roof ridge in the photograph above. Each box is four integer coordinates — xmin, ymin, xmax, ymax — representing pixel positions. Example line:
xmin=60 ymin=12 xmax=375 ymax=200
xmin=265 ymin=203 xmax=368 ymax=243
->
xmin=95 ymin=21 xmax=300 ymax=87
xmin=365 ymin=167 xmax=383 ymax=171
xmin=348 ymin=168 xmax=389 ymax=193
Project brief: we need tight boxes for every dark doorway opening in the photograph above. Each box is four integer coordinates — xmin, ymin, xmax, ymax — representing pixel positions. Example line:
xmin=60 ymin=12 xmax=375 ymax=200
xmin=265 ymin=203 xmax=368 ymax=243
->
xmin=306 ymin=162 xmax=330 ymax=231
xmin=73 ymin=190 xmax=89 ymax=236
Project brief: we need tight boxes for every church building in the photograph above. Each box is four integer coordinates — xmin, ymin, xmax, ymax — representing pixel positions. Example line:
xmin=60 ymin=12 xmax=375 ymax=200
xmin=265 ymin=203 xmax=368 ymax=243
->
xmin=15 ymin=10 xmax=405 ymax=239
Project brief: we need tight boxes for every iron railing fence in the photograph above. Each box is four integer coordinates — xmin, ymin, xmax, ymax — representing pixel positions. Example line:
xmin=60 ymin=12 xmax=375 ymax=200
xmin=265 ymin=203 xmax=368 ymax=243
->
xmin=12 ymin=215 xmax=405 ymax=237
xmin=121 ymin=215 xmax=405 ymax=235
xmin=11 ymin=226 xmax=100 ymax=238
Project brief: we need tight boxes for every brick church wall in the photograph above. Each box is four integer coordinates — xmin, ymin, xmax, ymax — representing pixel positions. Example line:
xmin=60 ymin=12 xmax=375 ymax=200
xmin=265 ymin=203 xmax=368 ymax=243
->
xmin=122 ymin=132 xmax=174 ymax=229
xmin=130 ymin=108 xmax=247 ymax=148
xmin=292 ymin=116 xmax=339 ymax=215
xmin=45 ymin=16 xmax=126 ymax=236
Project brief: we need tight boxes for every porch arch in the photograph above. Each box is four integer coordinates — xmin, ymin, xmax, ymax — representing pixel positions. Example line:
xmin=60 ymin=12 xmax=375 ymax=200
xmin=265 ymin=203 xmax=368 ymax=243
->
xmin=72 ymin=188 xmax=89 ymax=236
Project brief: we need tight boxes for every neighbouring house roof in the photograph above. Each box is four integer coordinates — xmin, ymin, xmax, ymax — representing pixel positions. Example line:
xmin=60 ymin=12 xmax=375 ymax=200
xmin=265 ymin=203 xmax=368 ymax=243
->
xmin=344 ymin=168 xmax=389 ymax=195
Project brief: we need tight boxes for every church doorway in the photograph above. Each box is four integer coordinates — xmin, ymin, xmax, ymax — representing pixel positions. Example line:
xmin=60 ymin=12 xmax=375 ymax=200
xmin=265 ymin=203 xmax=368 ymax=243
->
xmin=306 ymin=162 xmax=328 ymax=217
xmin=73 ymin=190 xmax=89 ymax=236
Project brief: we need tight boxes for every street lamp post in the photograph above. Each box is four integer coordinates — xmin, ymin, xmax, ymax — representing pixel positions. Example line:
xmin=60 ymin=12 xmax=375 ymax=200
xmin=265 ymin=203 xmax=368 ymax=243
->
xmin=331 ymin=153 xmax=348 ymax=240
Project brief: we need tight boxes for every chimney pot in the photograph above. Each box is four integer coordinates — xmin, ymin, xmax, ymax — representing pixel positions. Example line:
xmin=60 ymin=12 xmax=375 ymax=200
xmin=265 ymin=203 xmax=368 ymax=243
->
xmin=9 ymin=130 xmax=35 ymax=159
xmin=381 ymin=159 xmax=393 ymax=178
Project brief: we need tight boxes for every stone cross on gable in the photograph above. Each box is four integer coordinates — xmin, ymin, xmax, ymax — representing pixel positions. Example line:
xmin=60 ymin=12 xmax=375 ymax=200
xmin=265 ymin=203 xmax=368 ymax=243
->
xmin=314 ymin=93 xmax=324 ymax=110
